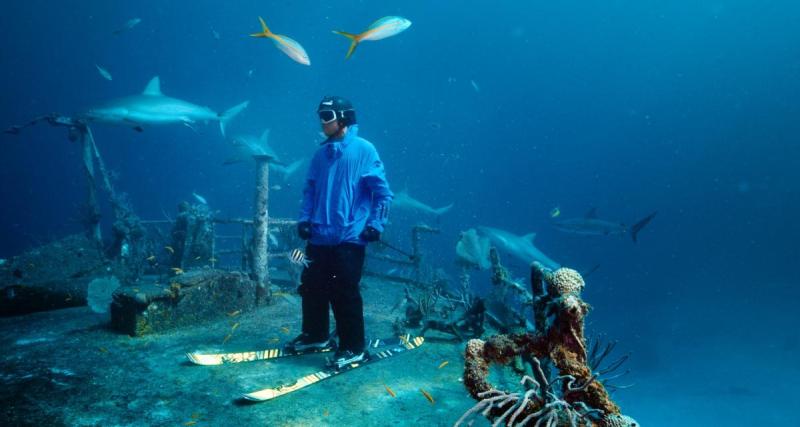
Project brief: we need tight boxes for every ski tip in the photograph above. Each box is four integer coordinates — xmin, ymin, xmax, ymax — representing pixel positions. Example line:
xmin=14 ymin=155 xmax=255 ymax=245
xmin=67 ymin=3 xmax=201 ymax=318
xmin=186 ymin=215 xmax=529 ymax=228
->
xmin=186 ymin=352 xmax=222 ymax=366
xmin=241 ymin=390 xmax=275 ymax=402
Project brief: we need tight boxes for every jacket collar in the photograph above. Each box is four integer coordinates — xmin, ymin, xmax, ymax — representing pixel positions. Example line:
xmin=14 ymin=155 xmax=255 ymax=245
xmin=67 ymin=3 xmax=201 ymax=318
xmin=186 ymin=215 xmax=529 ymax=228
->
xmin=323 ymin=125 xmax=359 ymax=159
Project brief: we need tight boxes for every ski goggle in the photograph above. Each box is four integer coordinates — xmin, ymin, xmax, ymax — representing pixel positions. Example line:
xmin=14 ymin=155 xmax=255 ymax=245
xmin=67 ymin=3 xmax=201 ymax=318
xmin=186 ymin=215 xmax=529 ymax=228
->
xmin=318 ymin=110 xmax=338 ymax=124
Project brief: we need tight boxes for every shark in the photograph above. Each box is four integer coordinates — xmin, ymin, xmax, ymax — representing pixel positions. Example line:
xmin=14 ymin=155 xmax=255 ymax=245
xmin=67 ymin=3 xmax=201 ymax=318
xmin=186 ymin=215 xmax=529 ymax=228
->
xmin=551 ymin=208 xmax=657 ymax=243
xmin=477 ymin=226 xmax=560 ymax=270
xmin=225 ymin=129 xmax=280 ymax=164
xmin=223 ymin=130 xmax=304 ymax=181
xmin=393 ymin=189 xmax=453 ymax=217
xmin=81 ymin=76 xmax=249 ymax=136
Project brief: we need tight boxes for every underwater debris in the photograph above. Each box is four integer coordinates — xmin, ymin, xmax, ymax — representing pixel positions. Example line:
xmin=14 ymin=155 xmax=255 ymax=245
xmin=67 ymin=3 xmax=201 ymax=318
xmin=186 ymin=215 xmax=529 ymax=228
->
xmin=457 ymin=263 xmax=638 ymax=426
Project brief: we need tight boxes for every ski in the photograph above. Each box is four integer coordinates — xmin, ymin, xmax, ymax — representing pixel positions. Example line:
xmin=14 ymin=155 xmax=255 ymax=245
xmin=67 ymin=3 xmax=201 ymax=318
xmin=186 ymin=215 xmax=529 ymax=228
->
xmin=240 ymin=335 xmax=425 ymax=402
xmin=186 ymin=342 xmax=335 ymax=366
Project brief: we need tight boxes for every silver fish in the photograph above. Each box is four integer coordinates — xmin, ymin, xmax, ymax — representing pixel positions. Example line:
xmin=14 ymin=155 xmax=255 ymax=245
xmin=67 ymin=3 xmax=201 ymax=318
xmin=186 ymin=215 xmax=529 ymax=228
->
xmin=289 ymin=248 xmax=310 ymax=268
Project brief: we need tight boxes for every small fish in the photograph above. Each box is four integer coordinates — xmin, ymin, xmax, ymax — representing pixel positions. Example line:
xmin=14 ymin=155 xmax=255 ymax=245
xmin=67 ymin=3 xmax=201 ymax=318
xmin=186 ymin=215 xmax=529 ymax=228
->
xmin=550 ymin=207 xmax=561 ymax=218
xmin=231 ymin=322 xmax=240 ymax=332
xmin=333 ymin=16 xmax=412 ymax=59
xmin=172 ymin=267 xmax=184 ymax=275
xmin=420 ymin=388 xmax=435 ymax=404
xmin=65 ymin=293 xmax=72 ymax=302
xmin=192 ymin=192 xmax=208 ymax=205
xmin=209 ymin=257 xmax=218 ymax=263
xmin=268 ymin=337 xmax=280 ymax=343
xmin=222 ymin=334 xmax=232 ymax=344
xmin=194 ymin=256 xmax=201 ymax=260
xmin=270 ymin=184 xmax=282 ymax=191
xmin=250 ymin=17 xmax=310 ymax=65
xmin=323 ymin=409 xmax=329 ymax=417
xmin=184 ymin=421 xmax=197 ymax=426
xmin=211 ymin=28 xmax=220 ymax=40
xmin=384 ymin=384 xmax=397 ymax=398
xmin=470 ymin=79 xmax=480 ymax=93
xmin=289 ymin=248 xmax=310 ymax=268
xmin=437 ymin=361 xmax=449 ymax=369
xmin=227 ymin=310 xmax=241 ymax=317
xmin=280 ymin=326 xmax=290 ymax=334
xmin=113 ymin=18 xmax=142 ymax=35
xmin=98 ymin=347 xmax=108 ymax=353
xmin=164 ymin=246 xmax=175 ymax=254
xmin=95 ymin=64 xmax=112 ymax=81
xmin=247 ymin=69 xmax=254 ymax=78
xmin=191 ymin=413 xmax=201 ymax=419
xmin=146 ymin=255 xmax=156 ymax=261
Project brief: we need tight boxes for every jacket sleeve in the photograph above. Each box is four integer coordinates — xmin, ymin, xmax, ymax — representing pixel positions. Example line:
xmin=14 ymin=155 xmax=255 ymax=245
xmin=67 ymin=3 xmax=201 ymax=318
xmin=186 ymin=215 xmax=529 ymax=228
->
xmin=298 ymin=155 xmax=316 ymax=223
xmin=361 ymin=146 xmax=393 ymax=232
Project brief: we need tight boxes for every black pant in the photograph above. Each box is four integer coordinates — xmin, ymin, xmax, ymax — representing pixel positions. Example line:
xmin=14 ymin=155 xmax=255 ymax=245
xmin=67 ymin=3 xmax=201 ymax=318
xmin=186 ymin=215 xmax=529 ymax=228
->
xmin=298 ymin=243 xmax=366 ymax=353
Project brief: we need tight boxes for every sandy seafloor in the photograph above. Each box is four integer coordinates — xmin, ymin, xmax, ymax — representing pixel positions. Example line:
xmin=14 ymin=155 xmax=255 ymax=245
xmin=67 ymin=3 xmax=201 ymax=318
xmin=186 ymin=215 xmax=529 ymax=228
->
xmin=1 ymin=276 xmax=797 ymax=426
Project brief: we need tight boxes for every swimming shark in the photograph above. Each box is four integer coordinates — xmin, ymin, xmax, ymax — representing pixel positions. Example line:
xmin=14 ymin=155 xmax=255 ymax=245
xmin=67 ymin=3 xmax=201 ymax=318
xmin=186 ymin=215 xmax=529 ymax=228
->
xmin=477 ymin=226 xmax=560 ymax=270
xmin=81 ymin=76 xmax=249 ymax=136
xmin=551 ymin=208 xmax=657 ymax=243
xmin=225 ymin=129 xmax=280 ymax=164
xmin=393 ymin=189 xmax=453 ymax=217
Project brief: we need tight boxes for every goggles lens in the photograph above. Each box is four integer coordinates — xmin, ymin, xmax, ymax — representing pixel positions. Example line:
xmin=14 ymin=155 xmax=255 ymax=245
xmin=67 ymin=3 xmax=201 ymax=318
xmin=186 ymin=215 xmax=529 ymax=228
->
xmin=318 ymin=110 xmax=337 ymax=124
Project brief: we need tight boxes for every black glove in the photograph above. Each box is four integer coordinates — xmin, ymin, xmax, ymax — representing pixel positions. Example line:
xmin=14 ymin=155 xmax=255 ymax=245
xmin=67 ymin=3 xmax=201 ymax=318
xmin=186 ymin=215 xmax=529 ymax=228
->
xmin=360 ymin=226 xmax=381 ymax=242
xmin=297 ymin=221 xmax=312 ymax=240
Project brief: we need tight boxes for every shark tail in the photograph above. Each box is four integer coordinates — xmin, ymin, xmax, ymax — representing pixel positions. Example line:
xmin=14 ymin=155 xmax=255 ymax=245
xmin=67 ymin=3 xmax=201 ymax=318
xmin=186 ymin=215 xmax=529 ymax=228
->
xmin=630 ymin=211 xmax=657 ymax=243
xmin=433 ymin=203 xmax=454 ymax=216
xmin=219 ymin=100 xmax=250 ymax=137
xmin=281 ymin=159 xmax=304 ymax=180
xmin=333 ymin=30 xmax=360 ymax=59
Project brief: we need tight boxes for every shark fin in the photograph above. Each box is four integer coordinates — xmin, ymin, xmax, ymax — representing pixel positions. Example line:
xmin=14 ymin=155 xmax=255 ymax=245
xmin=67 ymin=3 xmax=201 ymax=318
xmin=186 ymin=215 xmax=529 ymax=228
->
xmin=585 ymin=208 xmax=598 ymax=219
xmin=142 ymin=76 xmax=162 ymax=96
xmin=333 ymin=30 xmax=360 ymax=59
xmin=523 ymin=232 xmax=537 ymax=242
xmin=218 ymin=100 xmax=250 ymax=137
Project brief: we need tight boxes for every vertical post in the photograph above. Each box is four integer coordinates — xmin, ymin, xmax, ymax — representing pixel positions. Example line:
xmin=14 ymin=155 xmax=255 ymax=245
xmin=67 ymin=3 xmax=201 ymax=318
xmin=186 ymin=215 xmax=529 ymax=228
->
xmin=252 ymin=156 xmax=271 ymax=305
xmin=80 ymin=130 xmax=102 ymax=245
xmin=411 ymin=226 xmax=421 ymax=285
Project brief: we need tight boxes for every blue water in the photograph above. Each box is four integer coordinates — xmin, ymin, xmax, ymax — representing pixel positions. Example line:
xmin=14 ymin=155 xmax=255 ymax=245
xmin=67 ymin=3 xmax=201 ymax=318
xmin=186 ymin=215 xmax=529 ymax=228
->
xmin=2 ymin=1 xmax=798 ymax=425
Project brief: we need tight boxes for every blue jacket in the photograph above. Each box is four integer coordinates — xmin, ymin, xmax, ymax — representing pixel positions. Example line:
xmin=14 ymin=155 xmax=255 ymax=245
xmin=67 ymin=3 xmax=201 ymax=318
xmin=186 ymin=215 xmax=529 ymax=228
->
xmin=299 ymin=125 xmax=393 ymax=245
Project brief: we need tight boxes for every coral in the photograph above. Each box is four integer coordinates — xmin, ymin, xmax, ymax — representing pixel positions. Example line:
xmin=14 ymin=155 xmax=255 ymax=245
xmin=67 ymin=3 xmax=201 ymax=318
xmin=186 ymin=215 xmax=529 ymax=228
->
xmin=602 ymin=414 xmax=639 ymax=427
xmin=458 ymin=263 xmax=634 ymax=426
xmin=545 ymin=267 xmax=585 ymax=296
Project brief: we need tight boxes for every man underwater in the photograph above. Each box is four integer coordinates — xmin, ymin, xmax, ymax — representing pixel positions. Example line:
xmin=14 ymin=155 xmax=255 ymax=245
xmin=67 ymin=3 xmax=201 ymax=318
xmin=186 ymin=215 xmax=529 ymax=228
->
xmin=287 ymin=95 xmax=393 ymax=367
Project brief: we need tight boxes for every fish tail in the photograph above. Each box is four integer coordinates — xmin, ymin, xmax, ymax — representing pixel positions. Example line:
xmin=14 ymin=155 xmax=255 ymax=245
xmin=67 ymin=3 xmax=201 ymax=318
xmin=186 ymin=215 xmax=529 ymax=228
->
xmin=630 ymin=211 xmax=657 ymax=243
xmin=433 ymin=203 xmax=454 ymax=216
xmin=219 ymin=100 xmax=250 ymax=137
xmin=332 ymin=30 xmax=360 ymax=59
xmin=250 ymin=16 xmax=272 ymax=38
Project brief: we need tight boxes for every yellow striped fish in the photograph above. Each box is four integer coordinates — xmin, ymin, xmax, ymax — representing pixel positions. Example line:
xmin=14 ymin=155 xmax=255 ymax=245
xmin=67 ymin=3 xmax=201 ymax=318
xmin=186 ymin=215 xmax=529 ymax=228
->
xmin=250 ymin=17 xmax=310 ymax=65
xmin=333 ymin=16 xmax=412 ymax=59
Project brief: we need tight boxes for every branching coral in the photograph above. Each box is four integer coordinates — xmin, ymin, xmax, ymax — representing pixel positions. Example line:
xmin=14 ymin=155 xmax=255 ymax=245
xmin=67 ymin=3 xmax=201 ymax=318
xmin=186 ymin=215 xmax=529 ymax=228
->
xmin=458 ymin=263 xmax=637 ymax=426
